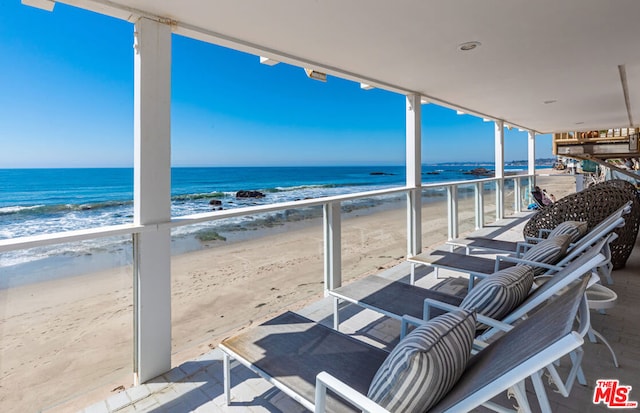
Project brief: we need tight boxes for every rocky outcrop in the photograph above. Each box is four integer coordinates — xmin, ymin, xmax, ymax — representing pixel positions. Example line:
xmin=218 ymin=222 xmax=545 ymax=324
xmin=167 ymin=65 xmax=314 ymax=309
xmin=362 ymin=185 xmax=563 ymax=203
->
xmin=236 ymin=190 xmax=265 ymax=198
xmin=463 ymin=167 xmax=493 ymax=176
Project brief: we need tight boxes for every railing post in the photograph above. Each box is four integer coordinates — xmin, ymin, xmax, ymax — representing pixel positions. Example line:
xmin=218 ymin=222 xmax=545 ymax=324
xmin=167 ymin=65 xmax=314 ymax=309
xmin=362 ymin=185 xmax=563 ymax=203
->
xmin=446 ymin=185 xmax=459 ymax=240
xmin=514 ymin=177 xmax=522 ymax=213
xmin=323 ymin=202 xmax=342 ymax=293
xmin=495 ymin=179 xmax=504 ymax=220
xmin=475 ymin=182 xmax=484 ymax=230
xmin=407 ymin=188 xmax=422 ymax=257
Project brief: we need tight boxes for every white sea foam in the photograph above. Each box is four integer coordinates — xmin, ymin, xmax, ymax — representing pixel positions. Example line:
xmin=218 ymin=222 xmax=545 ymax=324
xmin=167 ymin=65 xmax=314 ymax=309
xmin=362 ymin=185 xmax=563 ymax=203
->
xmin=0 ymin=205 xmax=45 ymax=214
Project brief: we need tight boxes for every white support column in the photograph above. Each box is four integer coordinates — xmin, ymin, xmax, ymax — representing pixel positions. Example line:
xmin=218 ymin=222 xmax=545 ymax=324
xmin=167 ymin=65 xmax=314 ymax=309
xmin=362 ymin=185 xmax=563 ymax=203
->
xmin=527 ymin=131 xmax=536 ymax=176
xmin=446 ymin=185 xmax=459 ymax=240
xmin=133 ymin=17 xmax=172 ymax=384
xmin=406 ymin=94 xmax=422 ymax=257
xmin=323 ymin=202 xmax=342 ymax=292
xmin=528 ymin=130 xmax=537 ymax=199
xmin=494 ymin=120 xmax=505 ymax=220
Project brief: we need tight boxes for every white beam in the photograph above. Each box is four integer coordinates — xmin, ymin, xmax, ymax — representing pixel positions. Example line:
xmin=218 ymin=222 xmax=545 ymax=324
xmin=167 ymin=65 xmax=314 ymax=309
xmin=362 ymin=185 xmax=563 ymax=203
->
xmin=494 ymin=120 xmax=505 ymax=179
xmin=21 ymin=0 xmax=55 ymax=11
xmin=528 ymin=130 xmax=536 ymax=176
xmin=406 ymin=94 xmax=422 ymax=256
xmin=133 ymin=17 xmax=172 ymax=384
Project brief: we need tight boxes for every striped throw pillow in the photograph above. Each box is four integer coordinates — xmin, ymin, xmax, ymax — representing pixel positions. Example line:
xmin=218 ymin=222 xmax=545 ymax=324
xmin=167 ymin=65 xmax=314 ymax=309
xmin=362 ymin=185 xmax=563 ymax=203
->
xmin=367 ymin=310 xmax=475 ymax=412
xmin=460 ymin=265 xmax=534 ymax=329
xmin=519 ymin=234 xmax=571 ymax=275
xmin=548 ymin=220 xmax=588 ymax=243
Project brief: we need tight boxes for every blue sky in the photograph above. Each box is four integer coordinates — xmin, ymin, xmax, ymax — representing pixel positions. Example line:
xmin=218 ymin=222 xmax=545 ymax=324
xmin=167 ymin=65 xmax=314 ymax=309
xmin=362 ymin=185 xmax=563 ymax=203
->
xmin=0 ymin=2 xmax=553 ymax=168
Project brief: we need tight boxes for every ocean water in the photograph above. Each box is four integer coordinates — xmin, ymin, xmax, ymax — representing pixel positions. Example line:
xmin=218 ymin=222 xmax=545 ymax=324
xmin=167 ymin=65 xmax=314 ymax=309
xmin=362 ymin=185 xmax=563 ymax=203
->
xmin=0 ymin=165 xmax=525 ymax=281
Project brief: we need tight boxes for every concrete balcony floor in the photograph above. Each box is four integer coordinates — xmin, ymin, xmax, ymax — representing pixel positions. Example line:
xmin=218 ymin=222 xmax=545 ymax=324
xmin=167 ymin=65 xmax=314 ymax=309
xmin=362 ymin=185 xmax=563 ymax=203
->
xmin=79 ymin=213 xmax=640 ymax=413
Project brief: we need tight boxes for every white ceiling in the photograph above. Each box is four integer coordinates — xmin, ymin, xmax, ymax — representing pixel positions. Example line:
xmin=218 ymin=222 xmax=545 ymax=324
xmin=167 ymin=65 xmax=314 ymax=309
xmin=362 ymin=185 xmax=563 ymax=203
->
xmin=57 ymin=0 xmax=640 ymax=134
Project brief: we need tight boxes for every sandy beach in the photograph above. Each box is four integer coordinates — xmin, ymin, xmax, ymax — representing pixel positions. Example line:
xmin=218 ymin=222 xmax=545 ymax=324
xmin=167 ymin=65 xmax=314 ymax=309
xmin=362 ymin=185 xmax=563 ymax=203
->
xmin=0 ymin=170 xmax=577 ymax=412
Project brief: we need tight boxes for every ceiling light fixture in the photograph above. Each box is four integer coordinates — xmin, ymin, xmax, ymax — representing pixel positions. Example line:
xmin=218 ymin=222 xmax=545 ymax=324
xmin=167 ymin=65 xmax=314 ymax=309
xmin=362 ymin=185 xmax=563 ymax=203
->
xmin=360 ymin=83 xmax=374 ymax=90
xmin=456 ymin=110 xmax=465 ymax=115
xmin=457 ymin=41 xmax=481 ymax=52
xmin=304 ymin=68 xmax=327 ymax=82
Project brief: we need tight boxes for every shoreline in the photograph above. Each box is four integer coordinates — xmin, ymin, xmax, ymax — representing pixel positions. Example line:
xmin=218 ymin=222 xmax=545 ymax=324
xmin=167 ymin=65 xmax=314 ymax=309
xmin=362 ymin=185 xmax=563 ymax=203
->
xmin=0 ymin=188 xmax=466 ymax=290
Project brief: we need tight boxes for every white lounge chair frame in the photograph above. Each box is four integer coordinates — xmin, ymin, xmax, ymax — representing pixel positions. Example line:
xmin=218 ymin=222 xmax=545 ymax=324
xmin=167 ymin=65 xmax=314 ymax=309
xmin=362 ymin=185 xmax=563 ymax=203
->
xmin=221 ymin=279 xmax=589 ymax=413
xmin=408 ymin=209 xmax=626 ymax=287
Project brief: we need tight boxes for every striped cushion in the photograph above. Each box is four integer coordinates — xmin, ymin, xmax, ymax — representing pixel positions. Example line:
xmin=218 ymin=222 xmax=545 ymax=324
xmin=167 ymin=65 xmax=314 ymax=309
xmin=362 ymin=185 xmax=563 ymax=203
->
xmin=548 ymin=220 xmax=588 ymax=243
xmin=460 ymin=265 xmax=534 ymax=329
xmin=519 ymin=234 xmax=571 ymax=275
xmin=367 ymin=310 xmax=475 ymax=412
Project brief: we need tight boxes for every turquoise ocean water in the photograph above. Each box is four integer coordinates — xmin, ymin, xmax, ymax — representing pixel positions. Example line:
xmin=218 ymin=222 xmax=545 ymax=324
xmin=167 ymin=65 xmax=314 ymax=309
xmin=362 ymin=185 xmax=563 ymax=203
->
xmin=0 ymin=165 xmax=526 ymax=284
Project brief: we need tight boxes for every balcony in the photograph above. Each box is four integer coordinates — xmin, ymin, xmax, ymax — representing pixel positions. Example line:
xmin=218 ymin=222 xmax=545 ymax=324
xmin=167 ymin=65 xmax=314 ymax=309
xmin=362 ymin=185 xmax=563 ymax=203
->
xmin=70 ymin=192 xmax=640 ymax=413
xmin=7 ymin=1 xmax=640 ymax=411
xmin=554 ymin=129 xmax=640 ymax=159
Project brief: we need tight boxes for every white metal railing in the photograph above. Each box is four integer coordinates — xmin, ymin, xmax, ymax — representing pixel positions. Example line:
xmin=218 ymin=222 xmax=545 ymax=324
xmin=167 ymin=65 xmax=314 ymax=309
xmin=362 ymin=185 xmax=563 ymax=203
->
xmin=0 ymin=173 xmax=534 ymax=293
xmin=0 ymin=174 xmax=533 ymax=256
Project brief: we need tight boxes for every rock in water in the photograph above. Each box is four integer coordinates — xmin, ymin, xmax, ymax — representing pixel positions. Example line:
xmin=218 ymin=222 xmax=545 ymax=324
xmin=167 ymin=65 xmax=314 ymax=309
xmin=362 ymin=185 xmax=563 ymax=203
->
xmin=236 ymin=190 xmax=265 ymax=198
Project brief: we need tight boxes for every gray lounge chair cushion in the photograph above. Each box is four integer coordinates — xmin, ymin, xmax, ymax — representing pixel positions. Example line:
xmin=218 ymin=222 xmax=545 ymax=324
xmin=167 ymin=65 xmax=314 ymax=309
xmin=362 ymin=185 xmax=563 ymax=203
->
xmin=518 ymin=234 xmax=571 ymax=275
xmin=460 ymin=265 xmax=534 ymax=329
xmin=548 ymin=220 xmax=588 ymax=243
xmin=367 ymin=310 xmax=476 ymax=412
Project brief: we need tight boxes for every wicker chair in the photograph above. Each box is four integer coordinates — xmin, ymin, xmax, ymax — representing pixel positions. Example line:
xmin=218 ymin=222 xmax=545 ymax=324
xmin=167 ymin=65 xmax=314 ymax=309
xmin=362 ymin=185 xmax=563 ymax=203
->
xmin=523 ymin=180 xmax=640 ymax=269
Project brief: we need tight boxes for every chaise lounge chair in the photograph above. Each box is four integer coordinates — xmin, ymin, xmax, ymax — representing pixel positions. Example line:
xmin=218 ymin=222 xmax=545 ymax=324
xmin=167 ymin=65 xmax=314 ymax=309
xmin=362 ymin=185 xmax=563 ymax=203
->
xmin=329 ymin=234 xmax=608 ymax=339
xmin=219 ymin=277 xmax=590 ymax=412
xmin=407 ymin=212 xmax=625 ymax=287
xmin=329 ymin=235 xmax=614 ymax=401
xmin=445 ymin=201 xmax=631 ymax=258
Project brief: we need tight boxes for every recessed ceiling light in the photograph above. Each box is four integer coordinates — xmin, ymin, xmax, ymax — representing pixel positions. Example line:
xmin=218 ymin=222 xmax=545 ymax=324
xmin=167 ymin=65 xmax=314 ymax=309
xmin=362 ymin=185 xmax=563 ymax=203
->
xmin=543 ymin=100 xmax=557 ymax=104
xmin=457 ymin=41 xmax=481 ymax=52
